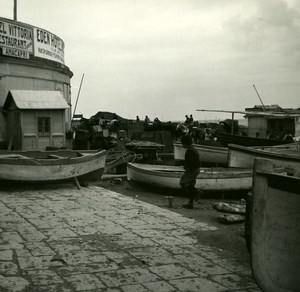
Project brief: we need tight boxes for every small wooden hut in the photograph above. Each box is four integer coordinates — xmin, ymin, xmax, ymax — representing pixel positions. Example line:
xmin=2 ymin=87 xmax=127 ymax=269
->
xmin=245 ymin=105 xmax=300 ymax=139
xmin=3 ymin=90 xmax=69 ymax=150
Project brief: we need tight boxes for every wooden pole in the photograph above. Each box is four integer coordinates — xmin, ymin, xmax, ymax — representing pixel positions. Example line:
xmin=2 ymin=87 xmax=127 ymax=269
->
xmin=197 ymin=109 xmax=247 ymax=115
xmin=14 ymin=0 xmax=17 ymax=20
xmin=70 ymin=73 xmax=85 ymax=130
xmin=74 ymin=177 xmax=81 ymax=189
xmin=253 ymin=84 xmax=266 ymax=111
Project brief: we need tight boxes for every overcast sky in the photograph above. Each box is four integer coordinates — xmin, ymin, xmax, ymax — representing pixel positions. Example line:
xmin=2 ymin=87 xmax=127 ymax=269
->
xmin=2 ymin=0 xmax=300 ymax=121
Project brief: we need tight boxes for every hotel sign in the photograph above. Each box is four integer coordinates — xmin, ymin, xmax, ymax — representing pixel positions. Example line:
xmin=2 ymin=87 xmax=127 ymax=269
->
xmin=0 ymin=17 xmax=65 ymax=64
xmin=34 ymin=28 xmax=65 ymax=64
xmin=0 ymin=18 xmax=33 ymax=59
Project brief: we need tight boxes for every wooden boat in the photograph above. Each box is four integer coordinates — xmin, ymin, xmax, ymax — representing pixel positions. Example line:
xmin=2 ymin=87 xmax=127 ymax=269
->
xmin=127 ymin=163 xmax=252 ymax=192
xmin=251 ymin=158 xmax=300 ymax=291
xmin=0 ymin=149 xmax=107 ymax=182
xmin=173 ymin=141 xmax=228 ymax=165
xmin=104 ymin=150 xmax=143 ymax=173
xmin=228 ymin=143 xmax=300 ymax=172
xmin=216 ymin=131 xmax=291 ymax=147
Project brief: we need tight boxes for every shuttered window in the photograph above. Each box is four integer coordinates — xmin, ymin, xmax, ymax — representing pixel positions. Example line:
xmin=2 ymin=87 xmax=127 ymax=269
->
xmin=37 ymin=117 xmax=51 ymax=135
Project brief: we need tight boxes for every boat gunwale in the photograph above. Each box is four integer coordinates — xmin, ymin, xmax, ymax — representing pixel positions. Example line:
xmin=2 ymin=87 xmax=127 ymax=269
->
xmin=217 ymin=131 xmax=291 ymax=146
xmin=228 ymin=143 xmax=300 ymax=161
xmin=0 ymin=150 xmax=107 ymax=166
xmin=127 ymin=163 xmax=252 ymax=179
xmin=173 ymin=141 xmax=228 ymax=153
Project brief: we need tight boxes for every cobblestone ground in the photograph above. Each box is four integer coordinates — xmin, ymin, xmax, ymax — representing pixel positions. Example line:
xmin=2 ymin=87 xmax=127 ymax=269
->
xmin=0 ymin=184 xmax=261 ymax=292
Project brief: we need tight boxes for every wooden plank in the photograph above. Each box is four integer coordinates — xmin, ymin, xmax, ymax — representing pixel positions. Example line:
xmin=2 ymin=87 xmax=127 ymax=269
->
xmin=48 ymin=154 xmax=65 ymax=159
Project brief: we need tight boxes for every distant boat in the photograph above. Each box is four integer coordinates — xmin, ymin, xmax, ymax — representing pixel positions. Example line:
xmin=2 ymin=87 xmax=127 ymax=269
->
xmin=216 ymin=131 xmax=291 ymax=147
xmin=250 ymin=158 xmax=300 ymax=291
xmin=0 ymin=149 xmax=107 ymax=182
xmin=173 ymin=142 xmax=228 ymax=166
xmin=228 ymin=143 xmax=300 ymax=172
xmin=127 ymin=163 xmax=252 ymax=192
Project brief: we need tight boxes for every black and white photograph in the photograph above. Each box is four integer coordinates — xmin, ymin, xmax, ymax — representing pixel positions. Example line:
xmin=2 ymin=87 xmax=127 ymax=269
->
xmin=0 ymin=0 xmax=299 ymax=291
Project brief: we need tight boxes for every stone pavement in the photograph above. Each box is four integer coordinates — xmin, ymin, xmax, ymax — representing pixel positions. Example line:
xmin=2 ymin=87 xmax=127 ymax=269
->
xmin=0 ymin=184 xmax=261 ymax=292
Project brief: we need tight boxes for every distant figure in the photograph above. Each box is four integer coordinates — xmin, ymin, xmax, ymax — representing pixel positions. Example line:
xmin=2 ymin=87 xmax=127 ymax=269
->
xmin=184 ymin=115 xmax=190 ymax=125
xmin=136 ymin=116 xmax=140 ymax=121
xmin=284 ymin=131 xmax=294 ymax=142
xmin=154 ymin=117 xmax=160 ymax=123
xmin=189 ymin=114 xmax=194 ymax=124
xmin=144 ymin=115 xmax=150 ymax=123
xmin=190 ymin=127 xmax=204 ymax=144
xmin=175 ymin=123 xmax=189 ymax=141
xmin=204 ymin=128 xmax=212 ymax=141
xmin=180 ymin=135 xmax=201 ymax=209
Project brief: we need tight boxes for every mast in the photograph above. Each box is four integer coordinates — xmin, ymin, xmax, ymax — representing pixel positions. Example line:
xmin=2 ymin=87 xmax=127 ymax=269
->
xmin=253 ymin=84 xmax=266 ymax=111
xmin=70 ymin=73 xmax=85 ymax=130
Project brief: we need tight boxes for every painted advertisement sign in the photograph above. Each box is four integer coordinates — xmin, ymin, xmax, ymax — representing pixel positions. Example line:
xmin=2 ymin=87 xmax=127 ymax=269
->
xmin=0 ymin=18 xmax=33 ymax=59
xmin=0 ymin=17 xmax=65 ymax=64
xmin=34 ymin=27 xmax=65 ymax=64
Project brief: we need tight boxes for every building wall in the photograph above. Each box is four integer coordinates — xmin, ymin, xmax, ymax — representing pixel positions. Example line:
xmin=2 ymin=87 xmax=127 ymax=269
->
xmin=20 ymin=109 xmax=66 ymax=151
xmin=0 ymin=113 xmax=6 ymax=140
xmin=0 ymin=56 xmax=73 ymax=146
xmin=7 ymin=110 xmax=21 ymax=150
xmin=248 ymin=117 xmax=268 ymax=138
xmin=293 ymin=118 xmax=300 ymax=138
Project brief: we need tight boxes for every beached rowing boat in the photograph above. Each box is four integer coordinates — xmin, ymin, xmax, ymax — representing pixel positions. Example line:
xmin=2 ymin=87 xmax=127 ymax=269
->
xmin=0 ymin=149 xmax=107 ymax=182
xmin=228 ymin=143 xmax=300 ymax=172
xmin=173 ymin=142 xmax=228 ymax=166
xmin=250 ymin=158 xmax=300 ymax=291
xmin=216 ymin=131 xmax=292 ymax=147
xmin=127 ymin=163 xmax=252 ymax=192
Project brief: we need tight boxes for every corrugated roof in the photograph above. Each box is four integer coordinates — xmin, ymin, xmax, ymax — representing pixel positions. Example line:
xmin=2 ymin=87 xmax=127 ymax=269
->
xmin=5 ymin=90 xmax=69 ymax=109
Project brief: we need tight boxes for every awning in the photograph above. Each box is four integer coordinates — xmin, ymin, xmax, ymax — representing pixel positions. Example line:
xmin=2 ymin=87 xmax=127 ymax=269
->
xmin=3 ymin=90 xmax=69 ymax=110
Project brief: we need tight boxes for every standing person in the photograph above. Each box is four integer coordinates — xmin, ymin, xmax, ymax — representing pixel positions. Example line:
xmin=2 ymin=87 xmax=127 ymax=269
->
xmin=180 ymin=135 xmax=201 ymax=209
xmin=184 ymin=115 xmax=190 ymax=125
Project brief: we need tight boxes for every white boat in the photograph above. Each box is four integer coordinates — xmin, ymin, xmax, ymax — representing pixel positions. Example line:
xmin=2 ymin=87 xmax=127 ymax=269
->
xmin=228 ymin=143 xmax=300 ymax=172
xmin=251 ymin=158 xmax=300 ymax=291
xmin=173 ymin=142 xmax=228 ymax=165
xmin=127 ymin=163 xmax=252 ymax=192
xmin=0 ymin=149 xmax=107 ymax=182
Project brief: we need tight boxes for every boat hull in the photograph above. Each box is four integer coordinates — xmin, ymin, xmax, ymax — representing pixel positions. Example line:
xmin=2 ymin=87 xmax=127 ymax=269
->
xmin=0 ymin=150 xmax=107 ymax=182
xmin=228 ymin=143 xmax=300 ymax=172
xmin=251 ymin=158 xmax=300 ymax=291
xmin=127 ymin=163 xmax=252 ymax=192
xmin=173 ymin=142 xmax=228 ymax=165
xmin=216 ymin=131 xmax=291 ymax=147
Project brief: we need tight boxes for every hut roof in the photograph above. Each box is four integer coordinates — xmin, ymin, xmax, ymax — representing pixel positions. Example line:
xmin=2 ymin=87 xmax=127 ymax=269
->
xmin=3 ymin=90 xmax=69 ymax=110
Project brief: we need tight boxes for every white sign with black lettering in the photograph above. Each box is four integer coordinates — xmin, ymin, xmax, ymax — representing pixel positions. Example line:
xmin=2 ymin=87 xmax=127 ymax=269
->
xmin=0 ymin=19 xmax=33 ymax=59
xmin=34 ymin=27 xmax=65 ymax=64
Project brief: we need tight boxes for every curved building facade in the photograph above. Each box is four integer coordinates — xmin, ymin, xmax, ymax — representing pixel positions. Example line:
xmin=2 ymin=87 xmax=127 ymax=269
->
xmin=0 ymin=17 xmax=73 ymax=150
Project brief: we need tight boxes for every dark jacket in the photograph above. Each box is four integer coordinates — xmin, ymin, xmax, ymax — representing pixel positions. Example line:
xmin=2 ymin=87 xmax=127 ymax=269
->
xmin=184 ymin=146 xmax=200 ymax=170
